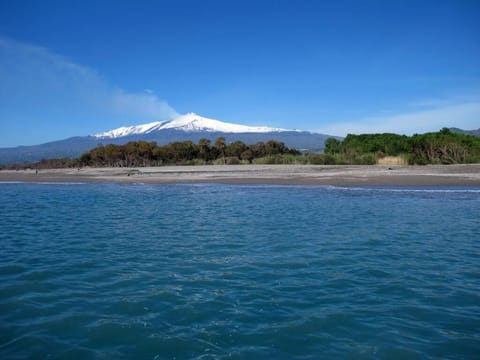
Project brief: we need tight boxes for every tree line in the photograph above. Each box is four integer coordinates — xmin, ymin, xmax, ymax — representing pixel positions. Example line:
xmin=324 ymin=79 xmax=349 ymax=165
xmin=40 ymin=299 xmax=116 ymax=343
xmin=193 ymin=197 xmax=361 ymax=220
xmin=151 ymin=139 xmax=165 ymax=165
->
xmin=2 ymin=129 xmax=479 ymax=170
xmin=324 ymin=128 xmax=480 ymax=164
xmin=12 ymin=138 xmax=300 ymax=169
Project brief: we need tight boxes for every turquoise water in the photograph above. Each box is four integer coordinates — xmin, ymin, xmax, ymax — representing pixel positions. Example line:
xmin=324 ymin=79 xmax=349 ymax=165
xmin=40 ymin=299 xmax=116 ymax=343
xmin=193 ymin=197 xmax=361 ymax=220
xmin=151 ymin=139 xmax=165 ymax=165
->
xmin=1 ymin=183 xmax=479 ymax=359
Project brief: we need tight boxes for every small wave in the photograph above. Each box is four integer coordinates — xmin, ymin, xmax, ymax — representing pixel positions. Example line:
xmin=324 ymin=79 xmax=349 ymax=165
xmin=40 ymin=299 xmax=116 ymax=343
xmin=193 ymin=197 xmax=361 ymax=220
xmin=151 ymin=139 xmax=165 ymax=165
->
xmin=322 ymin=186 xmax=480 ymax=193
xmin=0 ymin=181 xmax=90 ymax=186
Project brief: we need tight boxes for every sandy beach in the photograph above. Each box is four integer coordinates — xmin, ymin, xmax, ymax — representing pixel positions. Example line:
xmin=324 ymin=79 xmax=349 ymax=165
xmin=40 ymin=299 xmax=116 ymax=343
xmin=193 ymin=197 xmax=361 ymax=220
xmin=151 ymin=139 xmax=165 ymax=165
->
xmin=1 ymin=164 xmax=479 ymax=186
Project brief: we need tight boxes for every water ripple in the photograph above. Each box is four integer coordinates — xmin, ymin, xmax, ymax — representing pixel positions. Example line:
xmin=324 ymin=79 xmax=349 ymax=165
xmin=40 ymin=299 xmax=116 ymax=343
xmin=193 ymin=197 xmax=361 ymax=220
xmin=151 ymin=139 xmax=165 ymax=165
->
xmin=0 ymin=183 xmax=479 ymax=358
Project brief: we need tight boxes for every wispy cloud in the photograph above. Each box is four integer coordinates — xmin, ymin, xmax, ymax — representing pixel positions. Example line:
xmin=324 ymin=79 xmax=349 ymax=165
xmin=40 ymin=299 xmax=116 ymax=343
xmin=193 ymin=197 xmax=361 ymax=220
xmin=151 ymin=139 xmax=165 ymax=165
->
xmin=110 ymin=90 xmax=178 ymax=119
xmin=318 ymin=100 xmax=480 ymax=136
xmin=0 ymin=37 xmax=178 ymax=144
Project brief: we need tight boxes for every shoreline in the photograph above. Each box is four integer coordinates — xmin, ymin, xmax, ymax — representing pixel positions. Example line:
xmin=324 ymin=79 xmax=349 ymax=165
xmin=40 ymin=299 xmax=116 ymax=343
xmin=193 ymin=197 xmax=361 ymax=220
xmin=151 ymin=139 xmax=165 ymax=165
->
xmin=1 ymin=164 xmax=479 ymax=186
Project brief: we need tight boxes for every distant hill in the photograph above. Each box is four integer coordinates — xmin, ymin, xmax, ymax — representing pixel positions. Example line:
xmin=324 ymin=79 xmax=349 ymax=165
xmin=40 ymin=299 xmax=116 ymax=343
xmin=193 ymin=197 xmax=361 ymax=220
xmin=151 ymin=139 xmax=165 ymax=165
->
xmin=449 ymin=128 xmax=480 ymax=137
xmin=0 ymin=113 xmax=339 ymax=164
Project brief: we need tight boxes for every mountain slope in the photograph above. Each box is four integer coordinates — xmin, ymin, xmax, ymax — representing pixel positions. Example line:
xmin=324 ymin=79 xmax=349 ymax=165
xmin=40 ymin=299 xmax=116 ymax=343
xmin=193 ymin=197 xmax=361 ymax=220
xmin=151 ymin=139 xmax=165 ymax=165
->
xmin=0 ymin=113 xmax=337 ymax=164
xmin=94 ymin=113 xmax=290 ymax=138
xmin=449 ymin=127 xmax=480 ymax=137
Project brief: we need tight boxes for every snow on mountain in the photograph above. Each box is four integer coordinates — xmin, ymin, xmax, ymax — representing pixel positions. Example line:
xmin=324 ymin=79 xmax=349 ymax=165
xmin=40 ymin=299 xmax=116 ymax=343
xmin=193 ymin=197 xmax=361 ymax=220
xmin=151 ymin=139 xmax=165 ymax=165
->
xmin=94 ymin=113 xmax=289 ymax=139
xmin=158 ymin=113 xmax=288 ymax=133
xmin=0 ymin=113 xmax=337 ymax=164
xmin=94 ymin=121 xmax=163 ymax=138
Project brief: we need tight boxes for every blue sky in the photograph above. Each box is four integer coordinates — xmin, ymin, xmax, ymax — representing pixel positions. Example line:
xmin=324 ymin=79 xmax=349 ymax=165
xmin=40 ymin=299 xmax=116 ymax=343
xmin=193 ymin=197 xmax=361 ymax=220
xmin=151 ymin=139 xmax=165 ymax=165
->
xmin=0 ymin=0 xmax=479 ymax=147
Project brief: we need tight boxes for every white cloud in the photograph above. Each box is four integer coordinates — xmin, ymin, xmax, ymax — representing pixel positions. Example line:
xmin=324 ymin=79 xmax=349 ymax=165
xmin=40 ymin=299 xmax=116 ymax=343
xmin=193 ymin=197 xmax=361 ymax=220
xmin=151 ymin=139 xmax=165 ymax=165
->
xmin=318 ymin=101 xmax=480 ymax=136
xmin=0 ymin=37 xmax=178 ymax=132
xmin=110 ymin=90 xmax=178 ymax=119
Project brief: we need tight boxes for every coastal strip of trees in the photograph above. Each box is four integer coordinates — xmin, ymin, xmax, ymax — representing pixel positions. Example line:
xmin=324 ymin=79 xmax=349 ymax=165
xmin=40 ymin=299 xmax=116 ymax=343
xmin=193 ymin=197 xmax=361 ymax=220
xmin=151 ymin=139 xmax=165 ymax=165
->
xmin=323 ymin=128 xmax=480 ymax=165
xmin=7 ymin=138 xmax=301 ymax=169
xmin=2 ymin=129 xmax=479 ymax=170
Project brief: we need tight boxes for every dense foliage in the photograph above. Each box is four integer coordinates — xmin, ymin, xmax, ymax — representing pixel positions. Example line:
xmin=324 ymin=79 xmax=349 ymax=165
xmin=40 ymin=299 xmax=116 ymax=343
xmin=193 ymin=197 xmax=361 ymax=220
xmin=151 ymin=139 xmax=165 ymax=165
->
xmin=13 ymin=138 xmax=300 ymax=169
xmin=324 ymin=128 xmax=480 ymax=164
xmin=2 ymin=129 xmax=479 ymax=170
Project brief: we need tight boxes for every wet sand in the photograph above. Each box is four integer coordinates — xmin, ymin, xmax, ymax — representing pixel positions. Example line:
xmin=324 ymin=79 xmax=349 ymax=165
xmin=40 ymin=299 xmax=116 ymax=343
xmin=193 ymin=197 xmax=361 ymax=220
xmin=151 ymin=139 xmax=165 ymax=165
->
xmin=1 ymin=164 xmax=479 ymax=186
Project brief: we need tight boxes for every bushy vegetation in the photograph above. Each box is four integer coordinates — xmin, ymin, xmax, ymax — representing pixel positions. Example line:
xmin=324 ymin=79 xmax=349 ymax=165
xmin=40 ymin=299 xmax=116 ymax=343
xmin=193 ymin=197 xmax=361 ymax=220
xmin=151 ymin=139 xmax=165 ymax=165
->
xmin=2 ymin=129 xmax=479 ymax=170
xmin=12 ymin=138 xmax=300 ymax=169
xmin=324 ymin=128 xmax=480 ymax=165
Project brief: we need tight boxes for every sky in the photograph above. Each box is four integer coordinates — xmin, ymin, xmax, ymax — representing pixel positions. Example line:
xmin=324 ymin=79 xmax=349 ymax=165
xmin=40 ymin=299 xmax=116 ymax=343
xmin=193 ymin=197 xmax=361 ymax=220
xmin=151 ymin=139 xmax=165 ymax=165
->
xmin=0 ymin=0 xmax=479 ymax=147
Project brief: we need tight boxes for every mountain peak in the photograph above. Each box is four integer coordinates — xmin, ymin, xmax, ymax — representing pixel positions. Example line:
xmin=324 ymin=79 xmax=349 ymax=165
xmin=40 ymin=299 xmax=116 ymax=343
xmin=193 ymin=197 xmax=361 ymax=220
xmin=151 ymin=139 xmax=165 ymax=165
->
xmin=158 ymin=113 xmax=288 ymax=133
xmin=94 ymin=113 xmax=289 ymax=139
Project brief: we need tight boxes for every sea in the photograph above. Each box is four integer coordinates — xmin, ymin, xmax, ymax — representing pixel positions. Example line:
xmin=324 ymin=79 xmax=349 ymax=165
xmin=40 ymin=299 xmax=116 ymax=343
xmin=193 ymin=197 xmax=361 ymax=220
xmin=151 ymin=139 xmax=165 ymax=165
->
xmin=0 ymin=182 xmax=479 ymax=359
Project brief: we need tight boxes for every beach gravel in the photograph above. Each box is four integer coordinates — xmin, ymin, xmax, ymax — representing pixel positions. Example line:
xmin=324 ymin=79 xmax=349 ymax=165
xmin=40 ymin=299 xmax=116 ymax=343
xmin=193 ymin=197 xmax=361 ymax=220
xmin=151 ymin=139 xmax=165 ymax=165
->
xmin=1 ymin=164 xmax=479 ymax=186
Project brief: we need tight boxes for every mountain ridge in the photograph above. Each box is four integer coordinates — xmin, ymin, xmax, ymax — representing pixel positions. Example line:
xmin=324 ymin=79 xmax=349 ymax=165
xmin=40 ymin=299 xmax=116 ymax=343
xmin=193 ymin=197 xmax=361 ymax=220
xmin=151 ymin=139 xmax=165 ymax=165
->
xmin=449 ymin=127 xmax=480 ymax=137
xmin=94 ymin=113 xmax=293 ymax=138
xmin=0 ymin=113 xmax=335 ymax=164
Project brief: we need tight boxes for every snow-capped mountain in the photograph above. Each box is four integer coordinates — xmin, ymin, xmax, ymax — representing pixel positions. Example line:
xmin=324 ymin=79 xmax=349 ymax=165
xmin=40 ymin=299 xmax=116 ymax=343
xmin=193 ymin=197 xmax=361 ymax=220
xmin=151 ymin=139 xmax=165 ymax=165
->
xmin=94 ymin=121 xmax=164 ymax=139
xmin=0 ymin=113 xmax=339 ymax=164
xmin=94 ymin=113 xmax=290 ymax=139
